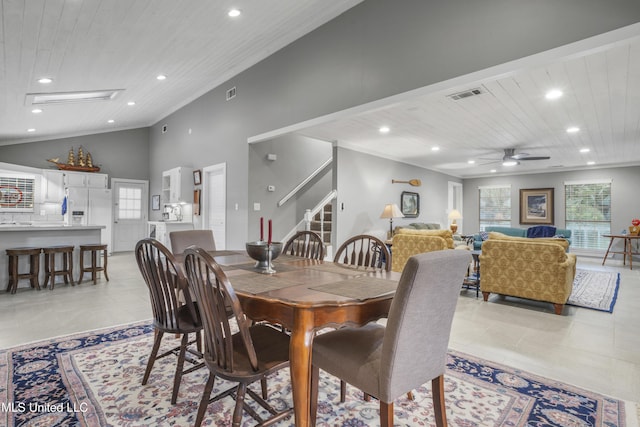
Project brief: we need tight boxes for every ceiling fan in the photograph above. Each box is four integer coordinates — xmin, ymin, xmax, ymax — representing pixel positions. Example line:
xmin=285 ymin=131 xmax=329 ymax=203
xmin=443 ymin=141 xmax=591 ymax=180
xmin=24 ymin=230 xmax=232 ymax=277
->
xmin=482 ymin=148 xmax=550 ymax=166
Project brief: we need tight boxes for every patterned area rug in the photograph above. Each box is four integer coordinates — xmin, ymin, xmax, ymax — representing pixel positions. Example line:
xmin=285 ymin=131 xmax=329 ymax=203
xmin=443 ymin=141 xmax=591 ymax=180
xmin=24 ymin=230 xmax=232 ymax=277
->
xmin=1 ymin=321 xmax=635 ymax=427
xmin=568 ymin=269 xmax=621 ymax=312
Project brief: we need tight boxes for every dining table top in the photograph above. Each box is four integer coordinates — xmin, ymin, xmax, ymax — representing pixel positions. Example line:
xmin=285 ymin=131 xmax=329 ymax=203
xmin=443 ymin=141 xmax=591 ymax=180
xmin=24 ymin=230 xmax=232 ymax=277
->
xmin=176 ymin=250 xmax=401 ymax=308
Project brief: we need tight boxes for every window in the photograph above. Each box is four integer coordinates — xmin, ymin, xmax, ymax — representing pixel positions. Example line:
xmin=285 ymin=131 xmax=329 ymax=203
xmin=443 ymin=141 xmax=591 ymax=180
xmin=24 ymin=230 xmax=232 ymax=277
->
xmin=118 ymin=186 xmax=142 ymax=219
xmin=479 ymin=185 xmax=511 ymax=230
xmin=565 ymin=180 xmax=611 ymax=250
xmin=0 ymin=175 xmax=35 ymax=212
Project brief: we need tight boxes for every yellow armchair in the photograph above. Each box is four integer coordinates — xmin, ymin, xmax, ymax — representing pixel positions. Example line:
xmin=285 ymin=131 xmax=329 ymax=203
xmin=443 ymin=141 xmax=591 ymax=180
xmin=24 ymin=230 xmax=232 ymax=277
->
xmin=391 ymin=229 xmax=450 ymax=272
xmin=479 ymin=234 xmax=577 ymax=315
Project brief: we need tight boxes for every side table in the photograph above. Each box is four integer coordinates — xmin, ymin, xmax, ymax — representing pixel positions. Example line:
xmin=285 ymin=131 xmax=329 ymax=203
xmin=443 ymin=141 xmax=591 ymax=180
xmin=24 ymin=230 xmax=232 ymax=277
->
xmin=602 ymin=234 xmax=640 ymax=270
xmin=462 ymin=250 xmax=481 ymax=297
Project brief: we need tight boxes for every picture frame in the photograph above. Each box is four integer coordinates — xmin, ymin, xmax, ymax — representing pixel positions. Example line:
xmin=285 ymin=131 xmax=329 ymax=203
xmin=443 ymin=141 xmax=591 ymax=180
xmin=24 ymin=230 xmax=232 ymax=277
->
xmin=400 ymin=191 xmax=419 ymax=218
xmin=520 ymin=188 xmax=554 ymax=224
xmin=193 ymin=169 xmax=202 ymax=186
xmin=151 ymin=194 xmax=160 ymax=211
xmin=193 ymin=189 xmax=201 ymax=215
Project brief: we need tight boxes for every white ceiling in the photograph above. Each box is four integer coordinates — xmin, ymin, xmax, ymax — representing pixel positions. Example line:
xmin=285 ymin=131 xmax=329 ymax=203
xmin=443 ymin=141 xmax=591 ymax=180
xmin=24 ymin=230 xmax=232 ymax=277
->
xmin=0 ymin=0 xmax=363 ymax=145
xmin=2 ymin=1 xmax=640 ymax=180
xmin=299 ymin=28 xmax=640 ymax=178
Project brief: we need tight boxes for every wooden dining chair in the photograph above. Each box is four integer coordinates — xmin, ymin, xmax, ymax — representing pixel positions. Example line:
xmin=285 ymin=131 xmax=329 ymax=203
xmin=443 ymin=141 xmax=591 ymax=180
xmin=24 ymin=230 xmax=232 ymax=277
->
xmin=333 ymin=234 xmax=391 ymax=271
xmin=310 ymin=250 xmax=471 ymax=427
xmin=169 ymin=229 xmax=216 ymax=254
xmin=134 ymin=238 xmax=203 ymax=405
xmin=283 ymin=230 xmax=325 ymax=260
xmin=183 ymin=246 xmax=294 ymax=427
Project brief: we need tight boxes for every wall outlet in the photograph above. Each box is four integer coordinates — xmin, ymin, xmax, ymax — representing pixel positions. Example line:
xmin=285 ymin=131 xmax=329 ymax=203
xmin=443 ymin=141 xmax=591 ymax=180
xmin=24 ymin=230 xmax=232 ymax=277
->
xmin=253 ymin=202 xmax=261 ymax=211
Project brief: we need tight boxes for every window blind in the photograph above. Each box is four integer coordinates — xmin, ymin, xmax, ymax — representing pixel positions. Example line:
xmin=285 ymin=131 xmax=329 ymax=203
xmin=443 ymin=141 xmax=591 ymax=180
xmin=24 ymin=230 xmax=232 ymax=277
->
xmin=0 ymin=176 xmax=35 ymax=212
xmin=565 ymin=182 xmax=611 ymax=250
xmin=479 ymin=186 xmax=511 ymax=230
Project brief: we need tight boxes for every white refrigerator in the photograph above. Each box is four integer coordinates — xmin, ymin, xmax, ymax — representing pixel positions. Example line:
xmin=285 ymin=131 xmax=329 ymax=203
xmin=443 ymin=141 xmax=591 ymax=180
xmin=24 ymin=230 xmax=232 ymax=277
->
xmin=65 ymin=187 xmax=113 ymax=254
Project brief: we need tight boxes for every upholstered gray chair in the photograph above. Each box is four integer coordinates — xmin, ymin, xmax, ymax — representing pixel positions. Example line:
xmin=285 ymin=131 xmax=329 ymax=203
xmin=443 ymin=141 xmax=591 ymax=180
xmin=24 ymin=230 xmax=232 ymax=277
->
xmin=169 ymin=229 xmax=216 ymax=254
xmin=310 ymin=250 xmax=471 ymax=427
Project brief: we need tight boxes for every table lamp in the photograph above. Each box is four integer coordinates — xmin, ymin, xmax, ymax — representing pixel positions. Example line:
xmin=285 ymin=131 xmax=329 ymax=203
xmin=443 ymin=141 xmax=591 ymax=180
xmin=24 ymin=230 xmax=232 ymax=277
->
xmin=380 ymin=203 xmax=404 ymax=239
xmin=448 ymin=209 xmax=462 ymax=234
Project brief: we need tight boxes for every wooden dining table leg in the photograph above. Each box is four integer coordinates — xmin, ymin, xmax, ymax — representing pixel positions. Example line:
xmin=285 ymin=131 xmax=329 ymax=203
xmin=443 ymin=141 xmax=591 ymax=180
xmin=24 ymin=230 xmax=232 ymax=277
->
xmin=289 ymin=308 xmax=315 ymax=427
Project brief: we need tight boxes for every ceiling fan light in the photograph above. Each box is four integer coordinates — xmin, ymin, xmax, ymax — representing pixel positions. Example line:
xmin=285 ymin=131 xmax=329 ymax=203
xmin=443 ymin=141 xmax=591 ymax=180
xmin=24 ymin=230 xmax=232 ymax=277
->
xmin=502 ymin=160 xmax=518 ymax=166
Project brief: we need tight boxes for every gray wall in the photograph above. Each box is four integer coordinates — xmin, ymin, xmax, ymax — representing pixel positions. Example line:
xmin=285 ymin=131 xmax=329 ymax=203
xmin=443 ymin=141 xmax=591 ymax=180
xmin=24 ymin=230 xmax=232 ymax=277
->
xmin=248 ymin=134 xmax=333 ymax=242
xmin=335 ymin=147 xmax=461 ymax=245
xmin=462 ymin=166 xmax=640 ymax=239
xmin=149 ymin=0 xmax=640 ymax=248
xmin=0 ymin=128 xmax=150 ymax=182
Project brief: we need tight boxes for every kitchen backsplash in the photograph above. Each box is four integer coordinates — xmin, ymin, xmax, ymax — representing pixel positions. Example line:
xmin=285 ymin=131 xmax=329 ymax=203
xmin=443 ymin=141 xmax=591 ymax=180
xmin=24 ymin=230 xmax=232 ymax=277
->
xmin=0 ymin=202 xmax=64 ymax=224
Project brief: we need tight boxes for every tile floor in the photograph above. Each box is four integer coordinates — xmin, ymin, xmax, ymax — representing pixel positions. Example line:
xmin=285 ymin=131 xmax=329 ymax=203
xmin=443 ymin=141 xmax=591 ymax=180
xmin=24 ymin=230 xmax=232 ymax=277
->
xmin=0 ymin=252 xmax=638 ymax=404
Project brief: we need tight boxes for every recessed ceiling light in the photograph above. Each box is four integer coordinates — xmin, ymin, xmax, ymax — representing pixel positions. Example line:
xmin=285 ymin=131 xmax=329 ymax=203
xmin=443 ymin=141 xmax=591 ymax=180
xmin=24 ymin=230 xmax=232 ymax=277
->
xmin=545 ymin=89 xmax=563 ymax=100
xmin=587 ymin=161 xmax=596 ymax=165
xmin=379 ymin=126 xmax=390 ymax=134
xmin=156 ymin=74 xmax=167 ymax=81
xmin=566 ymin=126 xmax=580 ymax=133
xmin=228 ymin=8 xmax=241 ymax=17
xmin=490 ymin=169 xmax=497 ymax=173
xmin=502 ymin=160 xmax=518 ymax=166
xmin=127 ymin=101 xmax=136 ymax=106
xmin=580 ymin=148 xmax=590 ymax=153
xmin=467 ymin=160 xmax=475 ymax=164
xmin=27 ymin=128 xmax=36 ymax=132
xmin=37 ymin=77 xmax=53 ymax=84
xmin=107 ymin=119 xmax=115 ymax=124
xmin=31 ymin=108 xmax=43 ymax=114
xmin=431 ymin=146 xmax=440 ymax=152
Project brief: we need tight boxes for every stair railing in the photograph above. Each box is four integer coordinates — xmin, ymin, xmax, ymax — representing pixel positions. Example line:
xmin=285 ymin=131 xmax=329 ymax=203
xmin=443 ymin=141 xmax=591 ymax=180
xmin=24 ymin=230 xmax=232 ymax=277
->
xmin=281 ymin=189 xmax=337 ymax=245
xmin=277 ymin=157 xmax=332 ymax=207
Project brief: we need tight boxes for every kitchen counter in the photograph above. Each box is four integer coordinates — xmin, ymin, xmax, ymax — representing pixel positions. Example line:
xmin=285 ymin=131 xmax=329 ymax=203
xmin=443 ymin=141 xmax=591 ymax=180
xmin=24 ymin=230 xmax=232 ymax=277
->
xmin=0 ymin=225 xmax=106 ymax=293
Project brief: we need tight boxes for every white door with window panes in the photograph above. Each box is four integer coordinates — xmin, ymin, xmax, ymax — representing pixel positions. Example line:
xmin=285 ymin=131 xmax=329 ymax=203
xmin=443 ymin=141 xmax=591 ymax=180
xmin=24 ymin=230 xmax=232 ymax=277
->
xmin=112 ymin=179 xmax=148 ymax=252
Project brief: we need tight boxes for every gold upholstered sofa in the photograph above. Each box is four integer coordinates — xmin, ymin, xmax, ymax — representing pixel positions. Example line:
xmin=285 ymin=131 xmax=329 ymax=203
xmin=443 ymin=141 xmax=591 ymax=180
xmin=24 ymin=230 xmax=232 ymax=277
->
xmin=479 ymin=232 xmax=577 ymax=315
xmin=391 ymin=228 xmax=454 ymax=272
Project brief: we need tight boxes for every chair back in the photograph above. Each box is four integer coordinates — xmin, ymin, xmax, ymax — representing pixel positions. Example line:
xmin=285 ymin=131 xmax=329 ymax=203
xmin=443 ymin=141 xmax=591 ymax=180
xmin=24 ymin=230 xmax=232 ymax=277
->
xmin=135 ymin=238 xmax=199 ymax=332
xmin=380 ymin=250 xmax=470 ymax=401
xmin=333 ymin=234 xmax=391 ymax=271
xmin=170 ymin=229 xmax=216 ymax=254
xmin=283 ymin=230 xmax=325 ymax=260
xmin=183 ymin=247 xmax=259 ymax=374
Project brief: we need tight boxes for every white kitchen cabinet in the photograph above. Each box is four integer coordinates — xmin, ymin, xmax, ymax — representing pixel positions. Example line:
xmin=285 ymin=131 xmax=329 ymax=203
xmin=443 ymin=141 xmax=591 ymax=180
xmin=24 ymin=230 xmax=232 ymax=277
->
xmin=41 ymin=170 xmax=65 ymax=203
xmin=63 ymin=171 xmax=108 ymax=188
xmin=162 ymin=166 xmax=193 ymax=204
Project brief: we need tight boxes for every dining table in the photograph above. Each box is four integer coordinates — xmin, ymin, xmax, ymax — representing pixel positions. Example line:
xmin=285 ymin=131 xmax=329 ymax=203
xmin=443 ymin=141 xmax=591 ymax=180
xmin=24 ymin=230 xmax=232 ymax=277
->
xmin=176 ymin=250 xmax=401 ymax=427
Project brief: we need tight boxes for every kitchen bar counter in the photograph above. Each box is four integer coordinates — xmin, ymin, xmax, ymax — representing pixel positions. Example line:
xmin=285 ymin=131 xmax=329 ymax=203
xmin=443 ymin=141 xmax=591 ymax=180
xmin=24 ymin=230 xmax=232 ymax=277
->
xmin=0 ymin=225 xmax=105 ymax=292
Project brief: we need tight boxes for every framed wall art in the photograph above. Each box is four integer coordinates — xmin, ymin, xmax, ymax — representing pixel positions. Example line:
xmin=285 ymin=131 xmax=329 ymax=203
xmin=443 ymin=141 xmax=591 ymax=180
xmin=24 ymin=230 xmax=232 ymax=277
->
xmin=400 ymin=191 xmax=419 ymax=218
xmin=520 ymin=188 xmax=554 ymax=224
xmin=193 ymin=169 xmax=202 ymax=186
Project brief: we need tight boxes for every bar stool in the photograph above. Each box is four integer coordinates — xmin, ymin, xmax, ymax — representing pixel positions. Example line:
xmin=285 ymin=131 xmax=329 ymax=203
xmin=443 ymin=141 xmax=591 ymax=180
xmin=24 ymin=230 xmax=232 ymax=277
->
xmin=42 ymin=245 xmax=75 ymax=290
xmin=6 ymin=247 xmax=42 ymax=294
xmin=79 ymin=244 xmax=109 ymax=285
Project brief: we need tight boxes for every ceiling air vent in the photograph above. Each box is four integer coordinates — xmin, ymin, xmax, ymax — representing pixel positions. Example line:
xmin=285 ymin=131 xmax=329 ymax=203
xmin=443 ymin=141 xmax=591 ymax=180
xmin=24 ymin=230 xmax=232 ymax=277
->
xmin=447 ymin=87 xmax=484 ymax=101
xmin=25 ymin=89 xmax=122 ymax=105
xmin=226 ymin=86 xmax=236 ymax=101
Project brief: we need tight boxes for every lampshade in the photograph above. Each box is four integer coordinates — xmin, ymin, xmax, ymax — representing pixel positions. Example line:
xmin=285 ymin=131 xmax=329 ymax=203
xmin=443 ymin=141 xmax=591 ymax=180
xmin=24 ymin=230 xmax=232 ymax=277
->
xmin=380 ymin=203 xmax=404 ymax=219
xmin=448 ymin=209 xmax=462 ymax=220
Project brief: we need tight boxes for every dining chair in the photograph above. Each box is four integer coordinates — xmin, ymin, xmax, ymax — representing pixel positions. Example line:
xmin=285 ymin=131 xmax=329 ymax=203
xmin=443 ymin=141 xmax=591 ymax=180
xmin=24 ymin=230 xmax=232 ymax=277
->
xmin=183 ymin=246 xmax=294 ymax=427
xmin=169 ymin=229 xmax=216 ymax=254
xmin=333 ymin=234 xmax=391 ymax=271
xmin=134 ymin=238 xmax=203 ymax=405
xmin=310 ymin=250 xmax=471 ymax=427
xmin=283 ymin=230 xmax=325 ymax=260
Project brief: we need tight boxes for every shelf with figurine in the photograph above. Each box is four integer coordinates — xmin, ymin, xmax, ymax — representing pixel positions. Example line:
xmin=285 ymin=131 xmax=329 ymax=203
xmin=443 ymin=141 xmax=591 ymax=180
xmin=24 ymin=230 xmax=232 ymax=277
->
xmin=47 ymin=146 xmax=101 ymax=172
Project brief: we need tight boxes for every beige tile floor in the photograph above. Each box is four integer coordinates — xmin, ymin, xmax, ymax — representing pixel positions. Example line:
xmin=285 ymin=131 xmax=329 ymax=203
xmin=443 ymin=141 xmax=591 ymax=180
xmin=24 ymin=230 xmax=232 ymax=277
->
xmin=0 ymin=252 xmax=638 ymax=404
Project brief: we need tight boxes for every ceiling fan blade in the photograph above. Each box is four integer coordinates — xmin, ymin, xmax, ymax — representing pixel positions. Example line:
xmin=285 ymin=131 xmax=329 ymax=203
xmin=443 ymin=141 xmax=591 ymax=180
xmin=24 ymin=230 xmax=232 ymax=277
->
xmin=518 ymin=156 xmax=550 ymax=161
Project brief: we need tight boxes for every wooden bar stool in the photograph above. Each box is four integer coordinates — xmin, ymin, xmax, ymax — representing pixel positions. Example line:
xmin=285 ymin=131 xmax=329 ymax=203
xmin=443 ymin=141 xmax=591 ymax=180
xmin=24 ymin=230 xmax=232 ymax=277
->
xmin=79 ymin=244 xmax=109 ymax=285
xmin=6 ymin=247 xmax=42 ymax=294
xmin=42 ymin=245 xmax=75 ymax=290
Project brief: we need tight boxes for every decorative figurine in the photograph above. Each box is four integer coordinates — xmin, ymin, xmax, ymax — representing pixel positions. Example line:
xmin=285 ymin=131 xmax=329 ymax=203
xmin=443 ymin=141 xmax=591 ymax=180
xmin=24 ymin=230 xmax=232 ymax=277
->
xmin=67 ymin=147 xmax=76 ymax=166
xmin=77 ymin=146 xmax=86 ymax=167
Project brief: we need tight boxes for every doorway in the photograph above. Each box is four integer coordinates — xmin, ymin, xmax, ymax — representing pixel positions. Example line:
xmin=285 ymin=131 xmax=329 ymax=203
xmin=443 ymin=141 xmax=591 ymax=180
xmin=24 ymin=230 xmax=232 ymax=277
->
xmin=112 ymin=178 xmax=149 ymax=252
xmin=202 ymin=163 xmax=227 ymax=249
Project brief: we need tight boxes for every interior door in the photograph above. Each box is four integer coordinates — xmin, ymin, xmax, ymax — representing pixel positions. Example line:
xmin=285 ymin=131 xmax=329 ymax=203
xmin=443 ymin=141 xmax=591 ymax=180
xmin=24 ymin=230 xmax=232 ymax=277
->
xmin=112 ymin=179 xmax=148 ymax=252
xmin=203 ymin=163 xmax=226 ymax=249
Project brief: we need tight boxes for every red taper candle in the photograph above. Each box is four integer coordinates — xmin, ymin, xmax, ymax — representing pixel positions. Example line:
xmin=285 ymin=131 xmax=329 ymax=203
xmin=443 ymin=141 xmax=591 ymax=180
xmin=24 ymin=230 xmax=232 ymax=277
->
xmin=268 ymin=219 xmax=272 ymax=245
xmin=260 ymin=217 xmax=264 ymax=241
